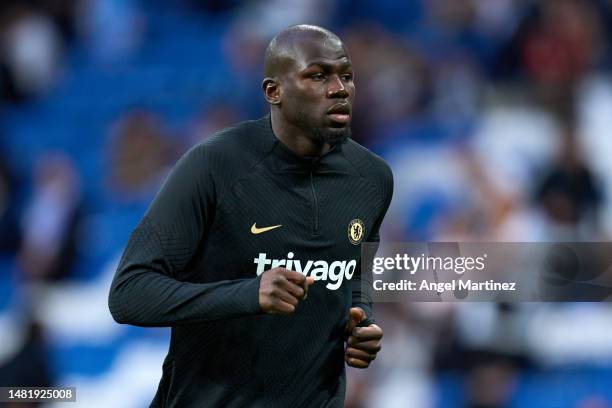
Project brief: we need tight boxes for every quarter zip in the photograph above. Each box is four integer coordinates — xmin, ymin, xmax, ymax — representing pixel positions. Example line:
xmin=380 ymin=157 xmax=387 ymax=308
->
xmin=309 ymin=169 xmax=320 ymax=235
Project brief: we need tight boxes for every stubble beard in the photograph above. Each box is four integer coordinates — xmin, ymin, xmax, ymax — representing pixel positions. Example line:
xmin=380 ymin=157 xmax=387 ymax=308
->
xmin=291 ymin=109 xmax=351 ymax=147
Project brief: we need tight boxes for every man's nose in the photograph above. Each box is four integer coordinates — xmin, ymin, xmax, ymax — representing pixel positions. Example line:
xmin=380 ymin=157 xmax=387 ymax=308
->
xmin=327 ymin=75 xmax=348 ymax=98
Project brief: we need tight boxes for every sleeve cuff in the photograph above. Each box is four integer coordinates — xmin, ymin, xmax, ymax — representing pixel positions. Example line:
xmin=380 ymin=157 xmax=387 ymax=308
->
xmin=243 ymin=275 xmax=263 ymax=314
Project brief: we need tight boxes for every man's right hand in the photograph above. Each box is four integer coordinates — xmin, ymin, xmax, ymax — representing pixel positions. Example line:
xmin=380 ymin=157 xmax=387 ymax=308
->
xmin=259 ymin=268 xmax=315 ymax=314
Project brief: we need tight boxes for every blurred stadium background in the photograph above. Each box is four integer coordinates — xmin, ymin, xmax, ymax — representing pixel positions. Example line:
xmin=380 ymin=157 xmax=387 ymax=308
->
xmin=2 ymin=0 xmax=612 ymax=407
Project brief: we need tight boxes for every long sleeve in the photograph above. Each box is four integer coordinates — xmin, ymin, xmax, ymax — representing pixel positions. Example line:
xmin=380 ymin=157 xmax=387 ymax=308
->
xmin=351 ymin=164 xmax=394 ymax=318
xmin=108 ymin=145 xmax=262 ymax=327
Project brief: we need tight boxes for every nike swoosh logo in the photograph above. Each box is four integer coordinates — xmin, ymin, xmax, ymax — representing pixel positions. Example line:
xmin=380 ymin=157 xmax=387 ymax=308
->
xmin=251 ymin=223 xmax=282 ymax=234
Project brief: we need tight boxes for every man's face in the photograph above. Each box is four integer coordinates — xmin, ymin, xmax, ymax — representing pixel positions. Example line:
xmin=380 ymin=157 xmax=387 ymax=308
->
xmin=279 ymin=37 xmax=355 ymax=146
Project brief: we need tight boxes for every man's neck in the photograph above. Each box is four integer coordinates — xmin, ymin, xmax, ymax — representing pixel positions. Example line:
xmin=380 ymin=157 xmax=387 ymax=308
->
xmin=270 ymin=111 xmax=330 ymax=157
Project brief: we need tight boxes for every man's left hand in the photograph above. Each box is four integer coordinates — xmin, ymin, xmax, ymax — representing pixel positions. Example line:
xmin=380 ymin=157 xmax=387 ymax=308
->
xmin=344 ymin=307 xmax=383 ymax=369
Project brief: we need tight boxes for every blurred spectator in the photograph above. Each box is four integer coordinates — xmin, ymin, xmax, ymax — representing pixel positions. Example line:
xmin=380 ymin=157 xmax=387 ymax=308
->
xmin=0 ymin=1 xmax=63 ymax=102
xmin=0 ymin=151 xmax=21 ymax=254
xmin=18 ymin=153 xmax=82 ymax=281
xmin=0 ymin=318 xmax=54 ymax=408
xmin=464 ymin=359 xmax=518 ymax=408
xmin=534 ymin=125 xmax=603 ymax=240
xmin=521 ymin=0 xmax=603 ymax=84
xmin=343 ymin=24 xmax=432 ymax=145
xmin=39 ymin=0 xmax=79 ymax=43
xmin=106 ymin=109 xmax=176 ymax=203
xmin=497 ymin=0 xmax=606 ymax=117
xmin=76 ymin=0 xmax=145 ymax=63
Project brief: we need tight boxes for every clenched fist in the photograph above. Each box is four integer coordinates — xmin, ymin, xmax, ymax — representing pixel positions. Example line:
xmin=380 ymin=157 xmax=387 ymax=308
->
xmin=344 ymin=307 xmax=383 ymax=368
xmin=259 ymin=268 xmax=315 ymax=314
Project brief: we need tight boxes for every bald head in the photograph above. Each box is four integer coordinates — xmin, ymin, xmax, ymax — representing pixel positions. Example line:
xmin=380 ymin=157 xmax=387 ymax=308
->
xmin=262 ymin=25 xmax=355 ymax=153
xmin=263 ymin=25 xmax=345 ymax=78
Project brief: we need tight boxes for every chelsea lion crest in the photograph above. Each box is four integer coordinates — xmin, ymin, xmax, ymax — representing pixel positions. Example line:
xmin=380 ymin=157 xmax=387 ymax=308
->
xmin=348 ymin=219 xmax=365 ymax=245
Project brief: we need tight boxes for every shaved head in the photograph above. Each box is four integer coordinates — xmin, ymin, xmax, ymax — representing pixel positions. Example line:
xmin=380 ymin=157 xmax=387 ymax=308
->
xmin=262 ymin=25 xmax=355 ymax=156
xmin=263 ymin=25 xmax=345 ymax=78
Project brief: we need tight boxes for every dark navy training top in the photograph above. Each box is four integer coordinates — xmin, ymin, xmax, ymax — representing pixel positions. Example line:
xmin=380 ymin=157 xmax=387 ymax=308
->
xmin=108 ymin=115 xmax=393 ymax=408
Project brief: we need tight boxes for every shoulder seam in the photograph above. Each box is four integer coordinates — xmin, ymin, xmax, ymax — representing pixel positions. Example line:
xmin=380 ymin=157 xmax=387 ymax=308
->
xmin=340 ymin=148 xmax=367 ymax=178
xmin=341 ymin=141 xmax=391 ymax=211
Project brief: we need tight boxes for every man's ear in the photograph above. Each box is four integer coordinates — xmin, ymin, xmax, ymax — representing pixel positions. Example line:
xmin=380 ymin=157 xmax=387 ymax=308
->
xmin=262 ymin=78 xmax=281 ymax=105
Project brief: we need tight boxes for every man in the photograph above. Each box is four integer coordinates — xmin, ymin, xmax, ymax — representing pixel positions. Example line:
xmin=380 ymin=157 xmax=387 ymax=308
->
xmin=108 ymin=24 xmax=393 ymax=407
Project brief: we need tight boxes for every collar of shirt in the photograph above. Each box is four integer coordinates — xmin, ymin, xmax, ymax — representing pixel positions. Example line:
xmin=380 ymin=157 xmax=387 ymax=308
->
xmin=263 ymin=115 xmax=356 ymax=175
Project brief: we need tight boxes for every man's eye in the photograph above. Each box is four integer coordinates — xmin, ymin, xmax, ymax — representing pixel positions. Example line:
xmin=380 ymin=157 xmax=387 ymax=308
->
xmin=342 ymin=74 xmax=353 ymax=81
xmin=310 ymin=73 xmax=324 ymax=80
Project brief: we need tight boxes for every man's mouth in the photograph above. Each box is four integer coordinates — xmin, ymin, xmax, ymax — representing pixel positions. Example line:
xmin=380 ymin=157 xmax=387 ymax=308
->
xmin=326 ymin=103 xmax=351 ymax=124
